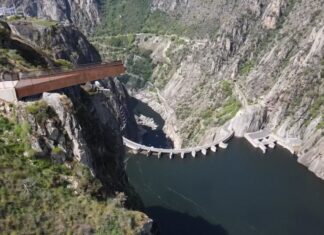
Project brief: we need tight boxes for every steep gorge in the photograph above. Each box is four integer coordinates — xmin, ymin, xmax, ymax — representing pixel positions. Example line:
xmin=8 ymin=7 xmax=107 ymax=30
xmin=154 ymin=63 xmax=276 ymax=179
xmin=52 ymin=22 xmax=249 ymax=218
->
xmin=0 ymin=0 xmax=323 ymax=233
xmin=90 ymin=0 xmax=324 ymax=179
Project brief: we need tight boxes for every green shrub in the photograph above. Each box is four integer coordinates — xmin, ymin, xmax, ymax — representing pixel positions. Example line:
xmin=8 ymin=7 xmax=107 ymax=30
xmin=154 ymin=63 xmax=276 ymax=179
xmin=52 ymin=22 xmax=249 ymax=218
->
xmin=97 ymin=0 xmax=150 ymax=35
xmin=51 ymin=147 xmax=63 ymax=154
xmin=55 ymin=59 xmax=73 ymax=69
xmin=239 ymin=59 xmax=255 ymax=76
xmin=6 ymin=15 xmax=22 ymax=21
xmin=142 ymin=10 xmax=186 ymax=35
xmin=216 ymin=97 xmax=241 ymax=125
xmin=317 ymin=119 xmax=324 ymax=130
xmin=29 ymin=18 xmax=58 ymax=27
xmin=310 ymin=96 xmax=324 ymax=119
xmin=126 ymin=50 xmax=153 ymax=87
xmin=220 ymin=80 xmax=233 ymax=97
xmin=26 ymin=101 xmax=56 ymax=125
xmin=106 ymin=34 xmax=135 ymax=49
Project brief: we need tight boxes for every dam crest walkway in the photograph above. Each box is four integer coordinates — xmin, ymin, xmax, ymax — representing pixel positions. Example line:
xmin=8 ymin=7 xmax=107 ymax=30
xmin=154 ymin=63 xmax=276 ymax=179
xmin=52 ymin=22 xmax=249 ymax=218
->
xmin=123 ymin=129 xmax=234 ymax=159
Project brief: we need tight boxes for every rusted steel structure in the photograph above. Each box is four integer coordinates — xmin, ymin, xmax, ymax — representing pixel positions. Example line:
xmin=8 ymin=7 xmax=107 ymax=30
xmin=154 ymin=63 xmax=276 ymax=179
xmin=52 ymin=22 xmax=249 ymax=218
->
xmin=14 ymin=61 xmax=125 ymax=99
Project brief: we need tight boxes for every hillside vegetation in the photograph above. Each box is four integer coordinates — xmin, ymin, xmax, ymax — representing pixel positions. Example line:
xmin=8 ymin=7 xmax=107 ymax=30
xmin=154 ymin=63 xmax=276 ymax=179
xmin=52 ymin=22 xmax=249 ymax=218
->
xmin=0 ymin=115 xmax=148 ymax=234
xmin=95 ymin=0 xmax=187 ymax=36
xmin=0 ymin=17 xmax=152 ymax=234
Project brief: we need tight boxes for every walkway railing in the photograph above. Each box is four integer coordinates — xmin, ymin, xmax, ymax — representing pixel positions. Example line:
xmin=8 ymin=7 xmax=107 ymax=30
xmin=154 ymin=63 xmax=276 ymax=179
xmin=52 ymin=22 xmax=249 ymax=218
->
xmin=19 ymin=61 xmax=123 ymax=80
xmin=0 ymin=61 xmax=125 ymax=102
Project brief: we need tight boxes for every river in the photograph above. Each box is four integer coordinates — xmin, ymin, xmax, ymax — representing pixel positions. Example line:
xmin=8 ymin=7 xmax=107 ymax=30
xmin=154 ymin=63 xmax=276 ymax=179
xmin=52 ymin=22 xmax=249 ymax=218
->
xmin=125 ymin=137 xmax=324 ymax=235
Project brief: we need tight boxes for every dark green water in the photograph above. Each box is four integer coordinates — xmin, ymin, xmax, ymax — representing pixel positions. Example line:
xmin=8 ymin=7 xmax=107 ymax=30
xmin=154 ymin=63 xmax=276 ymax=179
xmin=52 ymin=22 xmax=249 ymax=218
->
xmin=126 ymin=138 xmax=324 ymax=235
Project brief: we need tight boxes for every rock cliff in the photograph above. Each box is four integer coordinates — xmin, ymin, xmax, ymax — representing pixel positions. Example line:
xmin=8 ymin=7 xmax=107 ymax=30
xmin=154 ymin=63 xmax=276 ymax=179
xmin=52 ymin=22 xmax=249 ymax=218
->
xmin=1 ymin=0 xmax=100 ymax=34
xmin=0 ymin=18 xmax=153 ymax=234
xmin=23 ymin=83 xmax=141 ymax=206
xmin=0 ymin=87 xmax=153 ymax=234
xmin=7 ymin=20 xmax=101 ymax=64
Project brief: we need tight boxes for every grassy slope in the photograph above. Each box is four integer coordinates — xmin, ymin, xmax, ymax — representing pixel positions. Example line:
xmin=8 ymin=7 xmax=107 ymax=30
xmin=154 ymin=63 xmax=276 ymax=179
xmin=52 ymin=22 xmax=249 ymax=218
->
xmin=0 ymin=16 xmax=150 ymax=234
xmin=0 ymin=114 xmax=147 ymax=234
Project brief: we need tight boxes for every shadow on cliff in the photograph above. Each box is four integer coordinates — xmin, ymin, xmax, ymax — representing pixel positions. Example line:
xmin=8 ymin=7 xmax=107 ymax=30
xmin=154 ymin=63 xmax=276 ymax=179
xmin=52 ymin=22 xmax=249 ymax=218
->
xmin=146 ymin=206 xmax=228 ymax=235
xmin=129 ymin=97 xmax=165 ymax=129
xmin=129 ymin=97 xmax=174 ymax=148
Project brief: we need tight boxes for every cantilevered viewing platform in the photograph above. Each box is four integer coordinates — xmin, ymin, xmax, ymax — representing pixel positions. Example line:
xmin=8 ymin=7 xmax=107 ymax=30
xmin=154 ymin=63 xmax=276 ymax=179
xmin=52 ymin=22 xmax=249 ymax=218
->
xmin=0 ymin=61 xmax=125 ymax=103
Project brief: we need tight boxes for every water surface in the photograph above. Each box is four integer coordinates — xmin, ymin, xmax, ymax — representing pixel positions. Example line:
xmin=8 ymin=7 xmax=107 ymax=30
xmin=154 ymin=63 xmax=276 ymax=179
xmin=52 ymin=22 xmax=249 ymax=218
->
xmin=126 ymin=138 xmax=324 ymax=235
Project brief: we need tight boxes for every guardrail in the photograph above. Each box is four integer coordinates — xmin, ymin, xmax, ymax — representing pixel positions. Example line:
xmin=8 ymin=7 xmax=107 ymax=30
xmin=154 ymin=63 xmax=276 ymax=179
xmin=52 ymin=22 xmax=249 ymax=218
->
xmin=0 ymin=61 xmax=125 ymax=102
xmin=19 ymin=61 xmax=122 ymax=80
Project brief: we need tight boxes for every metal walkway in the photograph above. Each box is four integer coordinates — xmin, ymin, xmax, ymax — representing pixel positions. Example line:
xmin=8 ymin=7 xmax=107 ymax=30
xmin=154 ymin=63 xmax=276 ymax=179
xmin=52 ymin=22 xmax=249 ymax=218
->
xmin=0 ymin=61 xmax=125 ymax=102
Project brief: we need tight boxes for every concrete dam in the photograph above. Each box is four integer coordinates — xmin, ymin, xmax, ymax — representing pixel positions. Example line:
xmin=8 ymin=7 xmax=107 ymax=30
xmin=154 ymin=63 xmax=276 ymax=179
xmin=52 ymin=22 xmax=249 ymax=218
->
xmin=123 ymin=129 xmax=234 ymax=159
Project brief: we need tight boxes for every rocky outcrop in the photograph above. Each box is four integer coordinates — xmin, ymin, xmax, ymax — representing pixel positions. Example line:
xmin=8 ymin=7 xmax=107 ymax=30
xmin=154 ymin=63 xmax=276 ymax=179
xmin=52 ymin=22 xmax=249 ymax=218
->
xmin=93 ymin=78 xmax=139 ymax=141
xmin=41 ymin=93 xmax=92 ymax=166
xmin=262 ymin=0 xmax=287 ymax=29
xmin=0 ymin=17 xmax=153 ymax=233
xmin=7 ymin=80 xmax=153 ymax=233
xmin=4 ymin=84 xmax=153 ymax=233
xmin=68 ymin=85 xmax=132 ymax=195
xmin=1 ymin=0 xmax=100 ymax=34
xmin=229 ymin=105 xmax=267 ymax=137
xmin=0 ymin=21 xmax=53 ymax=71
xmin=14 ymin=79 xmax=140 ymax=199
xmin=8 ymin=21 xmax=101 ymax=64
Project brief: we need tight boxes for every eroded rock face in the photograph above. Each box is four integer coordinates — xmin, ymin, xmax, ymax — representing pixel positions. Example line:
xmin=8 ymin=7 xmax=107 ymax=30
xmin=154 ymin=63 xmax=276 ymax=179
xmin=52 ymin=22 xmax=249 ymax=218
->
xmin=42 ymin=93 xmax=93 ymax=165
xmin=11 ymin=80 xmax=153 ymax=233
xmin=229 ymin=105 xmax=267 ymax=137
xmin=2 ymin=0 xmax=100 ymax=34
xmin=262 ymin=0 xmax=287 ymax=29
xmin=299 ymin=133 xmax=324 ymax=179
xmin=94 ymin=78 xmax=139 ymax=141
xmin=8 ymin=21 xmax=101 ymax=64
xmin=14 ymin=77 xmax=142 ymax=196
xmin=15 ymin=87 xmax=120 ymax=189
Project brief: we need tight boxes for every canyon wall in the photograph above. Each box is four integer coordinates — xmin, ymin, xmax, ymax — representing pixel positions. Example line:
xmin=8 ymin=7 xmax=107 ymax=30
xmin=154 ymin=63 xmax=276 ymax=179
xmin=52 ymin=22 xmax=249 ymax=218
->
xmin=91 ymin=0 xmax=323 ymax=179
xmin=1 ymin=0 xmax=100 ymax=34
